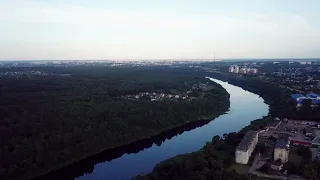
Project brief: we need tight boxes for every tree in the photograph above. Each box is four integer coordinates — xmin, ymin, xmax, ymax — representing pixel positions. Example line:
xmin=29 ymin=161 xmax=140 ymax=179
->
xmin=297 ymin=146 xmax=312 ymax=161
xmin=0 ymin=66 xmax=231 ymax=180
xmin=300 ymin=99 xmax=313 ymax=118
xmin=212 ymin=135 xmax=220 ymax=145
xmin=303 ymin=163 xmax=317 ymax=179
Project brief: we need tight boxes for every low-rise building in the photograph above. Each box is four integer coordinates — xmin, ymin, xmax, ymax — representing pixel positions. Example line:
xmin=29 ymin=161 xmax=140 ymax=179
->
xmin=235 ymin=130 xmax=259 ymax=164
xmin=292 ymin=140 xmax=312 ymax=147
xmin=274 ymin=135 xmax=290 ymax=163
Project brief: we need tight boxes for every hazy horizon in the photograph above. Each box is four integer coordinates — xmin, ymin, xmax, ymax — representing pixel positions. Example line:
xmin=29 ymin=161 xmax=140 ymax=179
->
xmin=2 ymin=58 xmax=320 ymax=62
xmin=1 ymin=0 xmax=320 ymax=60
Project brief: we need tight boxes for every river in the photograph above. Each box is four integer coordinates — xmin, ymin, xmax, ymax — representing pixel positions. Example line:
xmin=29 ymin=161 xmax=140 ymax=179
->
xmin=34 ymin=78 xmax=269 ymax=180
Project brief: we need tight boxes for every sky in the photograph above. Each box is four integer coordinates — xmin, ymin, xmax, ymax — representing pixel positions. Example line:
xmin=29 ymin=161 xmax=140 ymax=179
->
xmin=1 ymin=0 xmax=320 ymax=60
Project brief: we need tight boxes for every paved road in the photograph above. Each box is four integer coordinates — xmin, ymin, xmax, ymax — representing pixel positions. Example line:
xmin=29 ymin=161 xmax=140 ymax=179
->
xmin=310 ymin=147 xmax=320 ymax=161
xmin=248 ymin=155 xmax=305 ymax=180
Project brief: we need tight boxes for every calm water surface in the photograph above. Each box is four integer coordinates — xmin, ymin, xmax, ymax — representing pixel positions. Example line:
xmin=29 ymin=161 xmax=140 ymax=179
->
xmin=75 ymin=78 xmax=269 ymax=180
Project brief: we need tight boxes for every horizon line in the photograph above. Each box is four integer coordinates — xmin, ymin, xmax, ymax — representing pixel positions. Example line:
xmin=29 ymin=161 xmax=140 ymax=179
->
xmin=1 ymin=58 xmax=320 ymax=61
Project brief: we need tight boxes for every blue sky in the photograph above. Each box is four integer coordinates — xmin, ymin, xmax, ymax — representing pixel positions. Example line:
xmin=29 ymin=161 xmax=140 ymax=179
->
xmin=1 ymin=0 xmax=320 ymax=60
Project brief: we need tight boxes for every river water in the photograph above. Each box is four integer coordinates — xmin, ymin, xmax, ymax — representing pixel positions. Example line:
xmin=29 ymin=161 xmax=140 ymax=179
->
xmin=71 ymin=78 xmax=269 ymax=180
xmin=34 ymin=78 xmax=269 ymax=180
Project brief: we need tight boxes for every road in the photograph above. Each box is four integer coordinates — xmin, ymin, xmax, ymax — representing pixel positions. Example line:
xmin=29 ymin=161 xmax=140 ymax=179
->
xmin=248 ymin=154 xmax=305 ymax=180
xmin=310 ymin=147 xmax=320 ymax=161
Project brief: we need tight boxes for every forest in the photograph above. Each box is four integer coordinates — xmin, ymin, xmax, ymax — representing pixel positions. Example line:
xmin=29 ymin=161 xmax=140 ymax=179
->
xmin=134 ymin=68 xmax=320 ymax=180
xmin=134 ymin=117 xmax=270 ymax=180
xmin=0 ymin=66 xmax=230 ymax=180
xmin=209 ymin=72 xmax=320 ymax=120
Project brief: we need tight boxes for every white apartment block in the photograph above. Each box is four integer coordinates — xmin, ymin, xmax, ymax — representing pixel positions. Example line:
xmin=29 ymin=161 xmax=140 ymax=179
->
xmin=274 ymin=135 xmax=290 ymax=163
xmin=235 ymin=130 xmax=259 ymax=164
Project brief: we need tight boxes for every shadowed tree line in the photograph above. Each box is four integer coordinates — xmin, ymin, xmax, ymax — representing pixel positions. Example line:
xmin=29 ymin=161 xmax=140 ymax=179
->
xmin=209 ymin=72 xmax=320 ymax=120
xmin=134 ymin=118 xmax=271 ymax=180
xmin=0 ymin=66 xmax=229 ymax=180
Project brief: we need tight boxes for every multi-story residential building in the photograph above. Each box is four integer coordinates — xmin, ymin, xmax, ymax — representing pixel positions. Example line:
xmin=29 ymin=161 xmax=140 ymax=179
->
xmin=234 ymin=66 xmax=240 ymax=73
xmin=274 ymin=135 xmax=290 ymax=163
xmin=228 ymin=66 xmax=257 ymax=75
xmin=251 ymin=68 xmax=258 ymax=74
xmin=235 ymin=130 xmax=259 ymax=164
xmin=239 ymin=68 xmax=247 ymax=74
xmin=229 ymin=66 xmax=234 ymax=73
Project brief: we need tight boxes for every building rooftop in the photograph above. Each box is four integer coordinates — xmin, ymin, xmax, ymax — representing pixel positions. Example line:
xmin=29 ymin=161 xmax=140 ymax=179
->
xmin=291 ymin=94 xmax=305 ymax=99
xmin=236 ymin=130 xmax=258 ymax=151
xmin=297 ymin=99 xmax=304 ymax=104
xmin=307 ymin=93 xmax=318 ymax=98
xmin=275 ymin=135 xmax=290 ymax=149
xmin=312 ymin=99 xmax=320 ymax=104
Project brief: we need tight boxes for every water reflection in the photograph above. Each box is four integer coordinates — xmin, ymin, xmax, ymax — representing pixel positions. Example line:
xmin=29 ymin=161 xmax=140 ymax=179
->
xmin=32 ymin=78 xmax=269 ymax=180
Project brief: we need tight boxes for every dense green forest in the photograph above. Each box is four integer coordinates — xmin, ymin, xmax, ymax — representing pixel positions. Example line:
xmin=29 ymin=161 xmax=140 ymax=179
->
xmin=0 ymin=66 xmax=229 ymax=180
xmin=134 ymin=118 xmax=270 ymax=180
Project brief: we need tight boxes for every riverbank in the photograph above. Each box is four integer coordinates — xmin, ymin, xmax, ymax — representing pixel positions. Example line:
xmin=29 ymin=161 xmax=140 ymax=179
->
xmin=133 ymin=75 xmax=276 ymax=180
xmin=207 ymin=72 xmax=294 ymax=119
xmin=133 ymin=116 xmax=272 ymax=180
xmin=22 ymin=80 xmax=230 ymax=180
xmin=26 ymin=77 xmax=268 ymax=180
xmin=30 ymin=118 xmax=221 ymax=180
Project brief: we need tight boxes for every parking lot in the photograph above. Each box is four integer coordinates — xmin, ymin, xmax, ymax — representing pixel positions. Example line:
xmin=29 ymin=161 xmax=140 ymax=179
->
xmin=259 ymin=120 xmax=317 ymax=143
xmin=278 ymin=120 xmax=309 ymax=141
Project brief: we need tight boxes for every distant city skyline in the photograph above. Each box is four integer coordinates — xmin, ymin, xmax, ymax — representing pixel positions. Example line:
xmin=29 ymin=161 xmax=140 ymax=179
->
xmin=1 ymin=0 xmax=320 ymax=60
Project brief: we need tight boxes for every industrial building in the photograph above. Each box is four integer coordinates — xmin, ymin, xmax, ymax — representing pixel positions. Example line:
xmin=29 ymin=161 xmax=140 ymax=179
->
xmin=307 ymin=93 xmax=320 ymax=99
xmin=291 ymin=93 xmax=320 ymax=106
xmin=291 ymin=94 xmax=306 ymax=104
xmin=235 ymin=130 xmax=259 ymax=164
xmin=274 ymin=135 xmax=290 ymax=163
